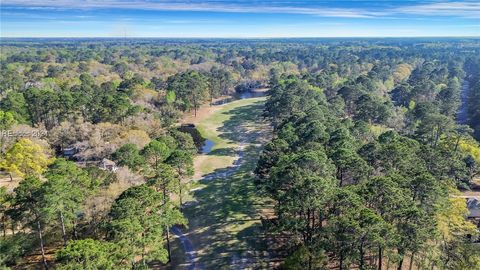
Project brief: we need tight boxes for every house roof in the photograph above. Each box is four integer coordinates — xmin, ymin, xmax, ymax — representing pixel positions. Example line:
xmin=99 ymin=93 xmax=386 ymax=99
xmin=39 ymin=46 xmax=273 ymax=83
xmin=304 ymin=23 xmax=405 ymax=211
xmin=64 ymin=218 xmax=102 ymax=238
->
xmin=467 ymin=198 xmax=480 ymax=218
xmin=63 ymin=148 xmax=77 ymax=155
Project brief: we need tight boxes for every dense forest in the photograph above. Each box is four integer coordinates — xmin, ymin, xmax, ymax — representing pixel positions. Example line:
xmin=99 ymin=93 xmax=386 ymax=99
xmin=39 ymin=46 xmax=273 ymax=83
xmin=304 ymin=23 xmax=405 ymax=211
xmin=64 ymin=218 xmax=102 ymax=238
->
xmin=1 ymin=38 xmax=480 ymax=269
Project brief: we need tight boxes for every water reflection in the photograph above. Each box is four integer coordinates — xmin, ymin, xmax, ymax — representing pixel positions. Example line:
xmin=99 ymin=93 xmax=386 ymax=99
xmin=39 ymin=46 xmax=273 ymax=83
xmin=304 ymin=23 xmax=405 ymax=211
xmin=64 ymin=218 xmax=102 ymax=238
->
xmin=238 ymin=90 xmax=266 ymax=99
xmin=201 ymin=139 xmax=215 ymax=154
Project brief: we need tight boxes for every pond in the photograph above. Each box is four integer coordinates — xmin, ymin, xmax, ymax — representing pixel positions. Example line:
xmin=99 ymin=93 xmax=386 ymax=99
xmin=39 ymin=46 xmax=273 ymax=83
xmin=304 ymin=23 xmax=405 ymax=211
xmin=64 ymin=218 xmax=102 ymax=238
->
xmin=178 ymin=124 xmax=215 ymax=154
xmin=201 ymin=139 xmax=215 ymax=154
xmin=238 ymin=89 xmax=268 ymax=99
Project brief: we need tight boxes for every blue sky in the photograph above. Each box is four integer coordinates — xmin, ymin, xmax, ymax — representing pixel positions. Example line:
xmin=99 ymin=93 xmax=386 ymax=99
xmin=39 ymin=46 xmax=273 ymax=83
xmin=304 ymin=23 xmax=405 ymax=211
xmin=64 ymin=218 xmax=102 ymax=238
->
xmin=1 ymin=1 xmax=479 ymax=37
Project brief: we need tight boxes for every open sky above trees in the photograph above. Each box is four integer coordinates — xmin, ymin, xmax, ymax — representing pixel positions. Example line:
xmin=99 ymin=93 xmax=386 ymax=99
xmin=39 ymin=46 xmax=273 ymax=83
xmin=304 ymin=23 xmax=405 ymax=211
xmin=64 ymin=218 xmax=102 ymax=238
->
xmin=1 ymin=0 xmax=479 ymax=37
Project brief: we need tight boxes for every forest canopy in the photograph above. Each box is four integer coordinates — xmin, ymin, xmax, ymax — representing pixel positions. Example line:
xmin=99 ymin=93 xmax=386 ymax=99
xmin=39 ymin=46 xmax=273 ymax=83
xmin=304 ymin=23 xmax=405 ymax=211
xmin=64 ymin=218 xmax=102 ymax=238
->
xmin=0 ymin=38 xmax=480 ymax=269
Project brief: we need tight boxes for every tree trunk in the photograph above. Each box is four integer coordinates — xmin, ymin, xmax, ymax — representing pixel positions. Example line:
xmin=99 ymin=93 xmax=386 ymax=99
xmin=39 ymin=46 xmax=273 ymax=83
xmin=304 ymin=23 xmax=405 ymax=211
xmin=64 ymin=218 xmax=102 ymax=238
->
xmin=72 ymin=219 xmax=78 ymax=240
xmin=339 ymin=253 xmax=344 ymax=270
xmin=60 ymin=212 xmax=67 ymax=246
xmin=306 ymin=209 xmax=312 ymax=243
xmin=337 ymin=168 xmax=344 ymax=186
xmin=142 ymin=232 xmax=146 ymax=267
xmin=2 ymin=216 xmax=6 ymax=238
xmin=378 ymin=247 xmax=383 ymax=270
xmin=163 ymin=188 xmax=167 ymax=205
xmin=359 ymin=241 xmax=365 ymax=270
xmin=37 ymin=220 xmax=48 ymax=270
xmin=9 ymin=173 xmax=13 ymax=182
xmin=397 ymin=257 xmax=404 ymax=270
xmin=434 ymin=126 xmax=441 ymax=148
xmin=454 ymin=137 xmax=460 ymax=152
xmin=160 ymin=186 xmax=172 ymax=263
xmin=409 ymin=253 xmax=415 ymax=270
xmin=178 ymin=177 xmax=183 ymax=207
xmin=166 ymin=226 xmax=172 ymax=262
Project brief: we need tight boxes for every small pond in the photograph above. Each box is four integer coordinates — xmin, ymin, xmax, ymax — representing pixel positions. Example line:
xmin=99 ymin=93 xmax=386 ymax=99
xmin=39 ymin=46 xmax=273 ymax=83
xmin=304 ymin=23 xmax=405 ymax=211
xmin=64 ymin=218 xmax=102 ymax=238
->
xmin=238 ymin=90 xmax=266 ymax=99
xmin=201 ymin=139 xmax=215 ymax=154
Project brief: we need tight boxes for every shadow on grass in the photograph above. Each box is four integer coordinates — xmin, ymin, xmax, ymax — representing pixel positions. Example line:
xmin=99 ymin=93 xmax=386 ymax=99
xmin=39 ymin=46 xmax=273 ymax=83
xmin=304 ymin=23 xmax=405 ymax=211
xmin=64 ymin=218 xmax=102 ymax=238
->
xmin=206 ymin=147 xmax=237 ymax=157
xmin=151 ymin=236 xmax=186 ymax=270
xmin=183 ymin=99 xmax=271 ymax=268
xmin=218 ymin=100 xmax=267 ymax=146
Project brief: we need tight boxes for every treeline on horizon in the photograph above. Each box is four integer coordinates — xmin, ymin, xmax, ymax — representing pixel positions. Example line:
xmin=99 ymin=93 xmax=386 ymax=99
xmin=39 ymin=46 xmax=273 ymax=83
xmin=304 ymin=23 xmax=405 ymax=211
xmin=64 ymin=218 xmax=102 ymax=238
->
xmin=0 ymin=39 xmax=479 ymax=269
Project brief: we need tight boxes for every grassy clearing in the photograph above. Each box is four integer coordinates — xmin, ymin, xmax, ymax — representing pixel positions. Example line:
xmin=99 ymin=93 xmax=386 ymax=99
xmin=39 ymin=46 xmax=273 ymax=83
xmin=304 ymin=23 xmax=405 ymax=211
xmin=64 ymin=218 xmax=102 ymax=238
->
xmin=196 ymin=97 xmax=267 ymax=150
xmin=172 ymin=96 xmax=272 ymax=269
xmin=193 ymin=97 xmax=267 ymax=178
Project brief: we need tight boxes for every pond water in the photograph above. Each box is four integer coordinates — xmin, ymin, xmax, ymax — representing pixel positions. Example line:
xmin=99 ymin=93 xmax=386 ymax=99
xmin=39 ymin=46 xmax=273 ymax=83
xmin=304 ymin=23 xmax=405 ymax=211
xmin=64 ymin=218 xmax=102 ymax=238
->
xmin=238 ymin=90 xmax=267 ymax=99
xmin=201 ymin=139 xmax=215 ymax=154
xmin=212 ymin=98 xmax=234 ymax=105
xmin=211 ymin=89 xmax=268 ymax=106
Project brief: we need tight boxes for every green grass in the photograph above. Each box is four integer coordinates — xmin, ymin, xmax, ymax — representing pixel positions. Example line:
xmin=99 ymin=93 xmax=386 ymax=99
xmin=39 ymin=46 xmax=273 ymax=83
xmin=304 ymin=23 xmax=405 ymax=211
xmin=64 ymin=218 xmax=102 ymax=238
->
xmin=193 ymin=97 xmax=267 ymax=177
xmin=196 ymin=97 xmax=267 ymax=150
xmin=172 ymin=97 xmax=271 ymax=268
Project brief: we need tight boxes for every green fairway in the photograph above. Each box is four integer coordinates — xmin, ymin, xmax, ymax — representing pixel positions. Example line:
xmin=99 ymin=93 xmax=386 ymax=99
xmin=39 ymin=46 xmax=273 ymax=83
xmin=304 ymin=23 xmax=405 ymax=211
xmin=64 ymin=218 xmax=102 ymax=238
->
xmin=175 ymin=96 xmax=271 ymax=269
xmin=193 ymin=97 xmax=268 ymax=176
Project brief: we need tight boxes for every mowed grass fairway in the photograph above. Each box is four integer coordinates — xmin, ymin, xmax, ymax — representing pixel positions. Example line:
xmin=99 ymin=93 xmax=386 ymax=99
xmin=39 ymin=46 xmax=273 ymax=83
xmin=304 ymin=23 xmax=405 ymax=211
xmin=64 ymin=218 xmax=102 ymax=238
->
xmin=176 ymin=96 xmax=272 ymax=269
xmin=193 ymin=97 xmax=267 ymax=177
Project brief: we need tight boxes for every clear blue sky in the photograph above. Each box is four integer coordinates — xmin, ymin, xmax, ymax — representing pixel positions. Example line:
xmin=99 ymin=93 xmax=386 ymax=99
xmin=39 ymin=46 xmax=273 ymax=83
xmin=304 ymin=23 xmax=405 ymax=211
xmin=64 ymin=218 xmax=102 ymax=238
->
xmin=1 ymin=1 xmax=479 ymax=37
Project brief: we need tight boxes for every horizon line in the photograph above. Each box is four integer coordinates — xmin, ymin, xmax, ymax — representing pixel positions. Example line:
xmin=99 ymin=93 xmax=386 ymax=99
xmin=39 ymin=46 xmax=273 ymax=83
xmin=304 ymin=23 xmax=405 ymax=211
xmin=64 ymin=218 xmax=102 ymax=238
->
xmin=1 ymin=36 xmax=480 ymax=39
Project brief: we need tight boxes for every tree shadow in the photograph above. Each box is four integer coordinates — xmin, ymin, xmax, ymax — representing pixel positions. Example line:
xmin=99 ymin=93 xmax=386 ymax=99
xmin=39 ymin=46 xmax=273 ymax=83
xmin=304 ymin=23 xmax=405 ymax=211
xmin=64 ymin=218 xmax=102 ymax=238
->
xmin=217 ymin=100 xmax=267 ymax=146
xmin=206 ymin=147 xmax=237 ymax=157
xmin=182 ymin=99 xmax=271 ymax=268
